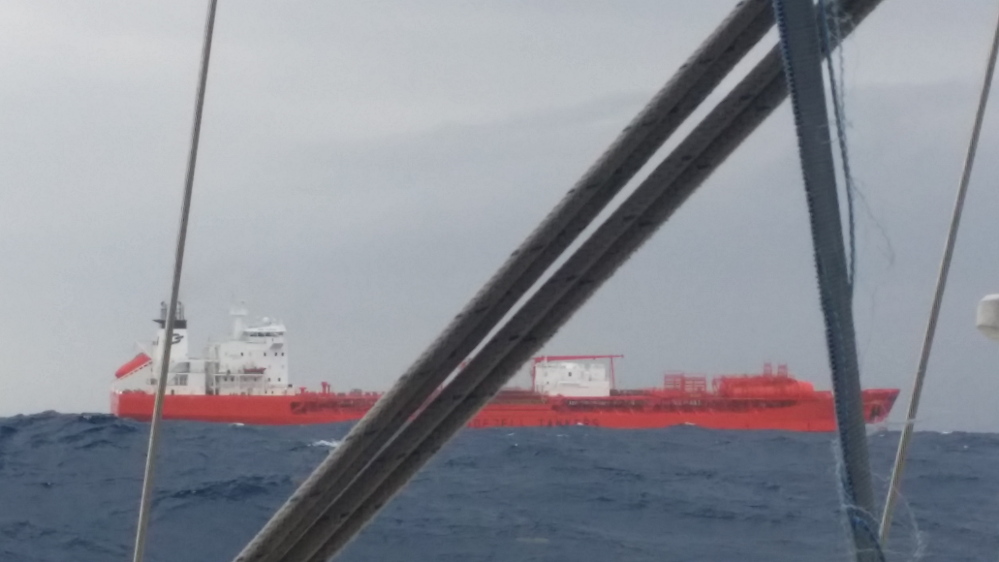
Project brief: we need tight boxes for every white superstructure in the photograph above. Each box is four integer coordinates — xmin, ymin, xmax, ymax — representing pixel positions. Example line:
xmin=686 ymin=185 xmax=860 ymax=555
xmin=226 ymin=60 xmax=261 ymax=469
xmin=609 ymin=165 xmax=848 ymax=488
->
xmin=112 ymin=302 xmax=294 ymax=396
xmin=532 ymin=359 xmax=612 ymax=397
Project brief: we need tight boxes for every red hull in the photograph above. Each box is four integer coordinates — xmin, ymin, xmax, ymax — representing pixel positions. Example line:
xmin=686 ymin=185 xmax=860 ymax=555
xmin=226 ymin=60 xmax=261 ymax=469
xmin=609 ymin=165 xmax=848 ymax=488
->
xmin=111 ymin=387 xmax=898 ymax=432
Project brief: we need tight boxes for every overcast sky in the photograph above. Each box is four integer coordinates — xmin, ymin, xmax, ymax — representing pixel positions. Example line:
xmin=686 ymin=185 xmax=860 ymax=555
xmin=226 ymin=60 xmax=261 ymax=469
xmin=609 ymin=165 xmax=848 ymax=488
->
xmin=2 ymin=1 xmax=999 ymax=431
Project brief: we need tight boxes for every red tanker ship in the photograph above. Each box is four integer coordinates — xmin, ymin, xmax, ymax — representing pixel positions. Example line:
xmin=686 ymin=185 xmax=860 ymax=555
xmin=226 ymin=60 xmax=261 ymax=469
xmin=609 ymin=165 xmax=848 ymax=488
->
xmin=110 ymin=304 xmax=899 ymax=432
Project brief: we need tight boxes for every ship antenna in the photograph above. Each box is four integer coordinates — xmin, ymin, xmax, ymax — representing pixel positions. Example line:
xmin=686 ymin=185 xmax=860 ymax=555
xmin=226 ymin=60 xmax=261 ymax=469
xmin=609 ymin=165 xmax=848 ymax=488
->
xmin=131 ymin=2 xmax=218 ymax=562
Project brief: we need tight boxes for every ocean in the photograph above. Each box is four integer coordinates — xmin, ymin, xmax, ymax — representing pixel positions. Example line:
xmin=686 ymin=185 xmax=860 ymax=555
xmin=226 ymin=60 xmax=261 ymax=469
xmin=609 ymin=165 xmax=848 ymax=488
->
xmin=0 ymin=413 xmax=996 ymax=562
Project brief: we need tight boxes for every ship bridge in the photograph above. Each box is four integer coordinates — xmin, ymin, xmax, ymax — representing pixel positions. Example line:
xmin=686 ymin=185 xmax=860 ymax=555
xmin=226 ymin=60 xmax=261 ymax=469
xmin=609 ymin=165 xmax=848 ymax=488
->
xmin=112 ymin=303 xmax=294 ymax=398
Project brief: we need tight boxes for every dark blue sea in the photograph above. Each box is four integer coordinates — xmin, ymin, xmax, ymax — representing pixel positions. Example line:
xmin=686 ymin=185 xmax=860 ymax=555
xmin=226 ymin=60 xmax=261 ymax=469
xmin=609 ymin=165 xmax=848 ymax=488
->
xmin=1 ymin=413 xmax=996 ymax=562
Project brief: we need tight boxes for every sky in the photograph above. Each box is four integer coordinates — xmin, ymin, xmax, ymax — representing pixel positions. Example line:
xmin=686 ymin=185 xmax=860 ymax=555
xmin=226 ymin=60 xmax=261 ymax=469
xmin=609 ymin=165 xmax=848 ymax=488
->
xmin=2 ymin=1 xmax=999 ymax=431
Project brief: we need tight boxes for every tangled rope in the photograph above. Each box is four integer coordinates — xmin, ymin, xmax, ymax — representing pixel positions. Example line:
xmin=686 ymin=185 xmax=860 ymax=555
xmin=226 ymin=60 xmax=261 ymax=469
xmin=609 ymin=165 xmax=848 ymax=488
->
xmin=771 ymin=0 xmax=883 ymax=559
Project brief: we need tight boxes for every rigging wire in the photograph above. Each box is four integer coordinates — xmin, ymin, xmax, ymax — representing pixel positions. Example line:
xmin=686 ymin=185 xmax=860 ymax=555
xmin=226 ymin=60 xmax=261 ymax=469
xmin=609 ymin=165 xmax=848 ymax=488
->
xmin=287 ymin=41 xmax=795 ymax=562
xmin=879 ymin=0 xmax=999 ymax=543
xmin=232 ymin=2 xmax=779 ymax=561
xmin=131 ymin=1 xmax=218 ymax=561
xmin=214 ymin=0 xmax=890 ymax=560
xmin=262 ymin=0 xmax=888 ymax=559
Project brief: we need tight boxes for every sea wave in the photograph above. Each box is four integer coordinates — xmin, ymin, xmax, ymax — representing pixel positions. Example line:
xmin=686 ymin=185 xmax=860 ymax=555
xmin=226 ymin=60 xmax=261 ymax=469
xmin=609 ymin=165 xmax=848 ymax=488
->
xmin=1 ymin=413 xmax=997 ymax=562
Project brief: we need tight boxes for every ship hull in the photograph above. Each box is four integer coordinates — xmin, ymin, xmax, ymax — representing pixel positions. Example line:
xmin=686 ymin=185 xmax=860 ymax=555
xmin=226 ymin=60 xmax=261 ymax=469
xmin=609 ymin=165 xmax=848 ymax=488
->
xmin=111 ymin=388 xmax=898 ymax=432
